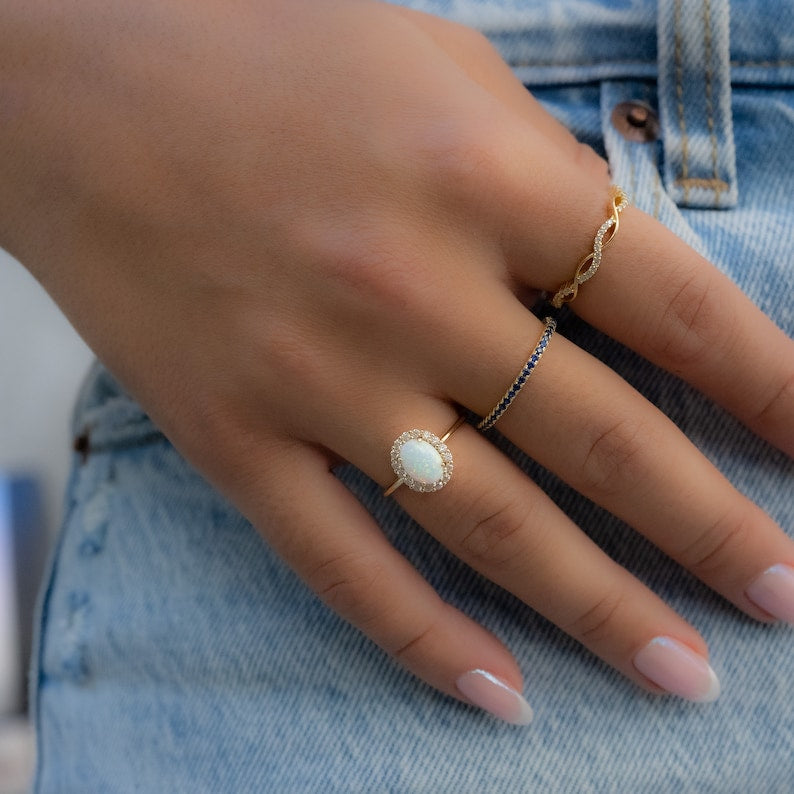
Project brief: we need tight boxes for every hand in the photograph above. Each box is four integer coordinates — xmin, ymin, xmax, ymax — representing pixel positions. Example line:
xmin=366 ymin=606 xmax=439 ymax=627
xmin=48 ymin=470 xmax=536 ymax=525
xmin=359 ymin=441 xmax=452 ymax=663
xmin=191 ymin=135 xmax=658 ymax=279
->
xmin=3 ymin=0 xmax=793 ymax=722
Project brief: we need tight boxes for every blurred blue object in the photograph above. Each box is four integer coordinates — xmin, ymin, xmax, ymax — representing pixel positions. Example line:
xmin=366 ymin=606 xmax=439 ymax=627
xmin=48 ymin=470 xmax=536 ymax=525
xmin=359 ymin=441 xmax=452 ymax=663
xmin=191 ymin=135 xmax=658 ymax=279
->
xmin=0 ymin=475 xmax=45 ymax=715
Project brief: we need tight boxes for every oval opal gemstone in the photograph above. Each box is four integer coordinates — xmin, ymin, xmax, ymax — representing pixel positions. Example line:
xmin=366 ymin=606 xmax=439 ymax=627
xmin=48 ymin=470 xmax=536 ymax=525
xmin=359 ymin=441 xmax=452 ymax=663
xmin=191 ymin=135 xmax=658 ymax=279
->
xmin=398 ymin=439 xmax=444 ymax=486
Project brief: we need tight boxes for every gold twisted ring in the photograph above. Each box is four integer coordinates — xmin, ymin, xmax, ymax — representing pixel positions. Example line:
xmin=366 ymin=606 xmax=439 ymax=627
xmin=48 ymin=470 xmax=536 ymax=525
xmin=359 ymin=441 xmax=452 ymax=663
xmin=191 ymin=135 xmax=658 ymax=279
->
xmin=551 ymin=185 xmax=629 ymax=308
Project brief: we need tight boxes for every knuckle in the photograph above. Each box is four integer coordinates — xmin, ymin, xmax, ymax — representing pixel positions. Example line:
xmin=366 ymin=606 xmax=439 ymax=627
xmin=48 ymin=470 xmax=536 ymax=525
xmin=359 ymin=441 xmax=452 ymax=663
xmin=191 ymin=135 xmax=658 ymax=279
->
xmin=443 ymin=19 xmax=495 ymax=53
xmin=423 ymin=119 xmax=516 ymax=200
xmin=572 ymin=142 xmax=610 ymax=184
xmin=456 ymin=495 xmax=537 ymax=570
xmin=394 ymin=4 xmax=494 ymax=52
xmin=677 ymin=508 xmax=754 ymax=581
xmin=754 ymin=368 xmax=794 ymax=428
xmin=261 ymin=322 xmax=322 ymax=384
xmin=249 ymin=320 xmax=340 ymax=417
xmin=321 ymin=237 xmax=403 ymax=297
xmin=311 ymin=225 xmax=439 ymax=321
xmin=391 ymin=621 xmax=438 ymax=664
xmin=310 ymin=551 xmax=385 ymax=625
xmin=565 ymin=590 xmax=626 ymax=646
xmin=650 ymin=267 xmax=726 ymax=372
xmin=578 ymin=417 xmax=648 ymax=497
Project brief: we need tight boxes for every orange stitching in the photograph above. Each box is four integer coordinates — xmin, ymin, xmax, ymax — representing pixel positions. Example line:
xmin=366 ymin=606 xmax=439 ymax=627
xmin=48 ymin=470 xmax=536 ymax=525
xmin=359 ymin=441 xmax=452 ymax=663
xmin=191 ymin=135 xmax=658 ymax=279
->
xmin=674 ymin=0 xmax=690 ymax=204
xmin=732 ymin=59 xmax=794 ymax=67
xmin=675 ymin=177 xmax=730 ymax=192
xmin=507 ymin=58 xmax=794 ymax=69
xmin=702 ymin=0 xmax=722 ymax=206
xmin=509 ymin=58 xmax=653 ymax=68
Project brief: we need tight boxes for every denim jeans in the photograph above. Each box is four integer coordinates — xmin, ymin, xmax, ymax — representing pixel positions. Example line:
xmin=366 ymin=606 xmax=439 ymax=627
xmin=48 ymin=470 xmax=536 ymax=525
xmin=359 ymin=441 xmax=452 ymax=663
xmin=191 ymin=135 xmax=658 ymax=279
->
xmin=32 ymin=0 xmax=794 ymax=791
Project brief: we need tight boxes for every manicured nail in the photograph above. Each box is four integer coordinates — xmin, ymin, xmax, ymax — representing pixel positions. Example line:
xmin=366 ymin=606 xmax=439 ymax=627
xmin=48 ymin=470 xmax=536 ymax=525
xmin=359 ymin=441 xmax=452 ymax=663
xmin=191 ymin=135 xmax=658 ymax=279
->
xmin=746 ymin=564 xmax=794 ymax=624
xmin=455 ymin=669 xmax=533 ymax=725
xmin=633 ymin=637 xmax=720 ymax=702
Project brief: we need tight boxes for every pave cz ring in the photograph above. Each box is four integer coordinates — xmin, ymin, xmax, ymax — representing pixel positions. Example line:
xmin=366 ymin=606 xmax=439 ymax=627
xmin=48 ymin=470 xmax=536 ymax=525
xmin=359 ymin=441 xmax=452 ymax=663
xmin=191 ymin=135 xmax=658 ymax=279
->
xmin=477 ymin=317 xmax=557 ymax=432
xmin=384 ymin=417 xmax=465 ymax=497
xmin=551 ymin=185 xmax=629 ymax=308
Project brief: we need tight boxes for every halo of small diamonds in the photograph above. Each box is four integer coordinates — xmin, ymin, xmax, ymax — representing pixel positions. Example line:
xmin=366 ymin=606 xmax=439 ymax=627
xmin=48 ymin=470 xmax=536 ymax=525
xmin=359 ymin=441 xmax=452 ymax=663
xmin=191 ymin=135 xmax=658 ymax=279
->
xmin=390 ymin=429 xmax=454 ymax=492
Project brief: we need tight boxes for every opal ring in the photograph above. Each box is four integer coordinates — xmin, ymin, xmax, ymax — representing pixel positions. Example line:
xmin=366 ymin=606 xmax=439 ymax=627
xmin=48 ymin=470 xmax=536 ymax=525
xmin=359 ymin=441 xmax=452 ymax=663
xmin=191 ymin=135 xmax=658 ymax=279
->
xmin=384 ymin=416 xmax=465 ymax=497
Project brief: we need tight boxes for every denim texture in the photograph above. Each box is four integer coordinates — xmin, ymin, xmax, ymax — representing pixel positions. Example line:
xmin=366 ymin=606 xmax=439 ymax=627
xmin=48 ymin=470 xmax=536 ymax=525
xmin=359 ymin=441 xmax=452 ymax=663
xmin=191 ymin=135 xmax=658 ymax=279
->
xmin=657 ymin=0 xmax=738 ymax=207
xmin=33 ymin=1 xmax=794 ymax=791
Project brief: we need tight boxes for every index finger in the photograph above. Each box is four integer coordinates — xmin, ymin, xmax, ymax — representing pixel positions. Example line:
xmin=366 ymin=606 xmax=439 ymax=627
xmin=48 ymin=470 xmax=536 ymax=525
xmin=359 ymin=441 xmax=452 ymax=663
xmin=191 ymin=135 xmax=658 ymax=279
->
xmin=561 ymin=203 xmax=794 ymax=458
xmin=455 ymin=97 xmax=794 ymax=457
xmin=492 ymin=139 xmax=794 ymax=459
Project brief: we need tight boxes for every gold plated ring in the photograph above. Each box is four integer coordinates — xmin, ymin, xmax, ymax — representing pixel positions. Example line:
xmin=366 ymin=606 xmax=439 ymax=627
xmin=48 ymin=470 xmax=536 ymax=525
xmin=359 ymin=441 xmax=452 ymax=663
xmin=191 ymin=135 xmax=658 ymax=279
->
xmin=384 ymin=416 xmax=465 ymax=497
xmin=477 ymin=317 xmax=556 ymax=432
xmin=551 ymin=185 xmax=629 ymax=308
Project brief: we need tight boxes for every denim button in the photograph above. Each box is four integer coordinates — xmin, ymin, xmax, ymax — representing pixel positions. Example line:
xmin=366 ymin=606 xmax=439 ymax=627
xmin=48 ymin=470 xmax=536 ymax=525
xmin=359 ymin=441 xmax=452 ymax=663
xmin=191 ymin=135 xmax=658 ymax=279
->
xmin=611 ymin=101 xmax=660 ymax=142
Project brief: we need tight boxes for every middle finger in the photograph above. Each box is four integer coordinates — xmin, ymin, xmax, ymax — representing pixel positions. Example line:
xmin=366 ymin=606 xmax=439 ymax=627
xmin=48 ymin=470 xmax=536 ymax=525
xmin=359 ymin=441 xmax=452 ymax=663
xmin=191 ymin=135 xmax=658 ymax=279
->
xmin=443 ymin=290 xmax=794 ymax=624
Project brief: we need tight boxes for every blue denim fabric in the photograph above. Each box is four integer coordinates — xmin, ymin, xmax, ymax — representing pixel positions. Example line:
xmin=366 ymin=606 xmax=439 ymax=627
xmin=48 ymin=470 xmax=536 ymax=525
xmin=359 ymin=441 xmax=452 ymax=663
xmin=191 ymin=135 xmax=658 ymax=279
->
xmin=33 ymin=1 xmax=794 ymax=791
xmin=657 ymin=0 xmax=738 ymax=207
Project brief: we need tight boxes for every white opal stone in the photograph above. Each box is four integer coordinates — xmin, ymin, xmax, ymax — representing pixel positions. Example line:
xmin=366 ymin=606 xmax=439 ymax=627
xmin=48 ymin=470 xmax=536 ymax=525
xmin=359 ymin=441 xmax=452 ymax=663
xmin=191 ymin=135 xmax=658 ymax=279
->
xmin=399 ymin=439 xmax=444 ymax=486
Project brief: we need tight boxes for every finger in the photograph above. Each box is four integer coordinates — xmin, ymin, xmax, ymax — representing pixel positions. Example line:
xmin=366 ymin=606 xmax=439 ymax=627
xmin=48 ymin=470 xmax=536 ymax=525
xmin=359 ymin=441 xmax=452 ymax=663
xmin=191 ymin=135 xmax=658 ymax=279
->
xmin=392 ymin=8 xmax=792 ymax=457
xmin=566 ymin=207 xmax=794 ymax=457
xmin=442 ymin=298 xmax=794 ymax=626
xmin=233 ymin=438 xmax=533 ymax=725
xmin=320 ymin=398 xmax=720 ymax=702
xmin=393 ymin=6 xmax=593 ymax=167
xmin=476 ymin=120 xmax=794 ymax=457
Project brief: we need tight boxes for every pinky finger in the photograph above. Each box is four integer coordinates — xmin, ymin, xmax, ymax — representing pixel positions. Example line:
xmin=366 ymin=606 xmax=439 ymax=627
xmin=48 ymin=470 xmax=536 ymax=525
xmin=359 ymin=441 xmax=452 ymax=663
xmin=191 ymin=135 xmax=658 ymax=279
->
xmin=245 ymin=442 xmax=534 ymax=726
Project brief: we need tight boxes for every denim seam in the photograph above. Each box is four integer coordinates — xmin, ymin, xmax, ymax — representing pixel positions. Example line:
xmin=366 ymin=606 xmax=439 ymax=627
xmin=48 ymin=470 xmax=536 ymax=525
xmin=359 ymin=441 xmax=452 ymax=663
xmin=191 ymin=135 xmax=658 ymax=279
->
xmin=511 ymin=58 xmax=654 ymax=67
xmin=675 ymin=0 xmax=730 ymax=206
xmin=72 ymin=429 xmax=165 ymax=459
xmin=703 ymin=0 xmax=722 ymax=205
xmin=732 ymin=59 xmax=794 ymax=67
xmin=511 ymin=57 xmax=794 ymax=67
xmin=673 ymin=0 xmax=690 ymax=204
xmin=30 ymin=458 xmax=84 ymax=793
xmin=508 ymin=58 xmax=794 ymax=70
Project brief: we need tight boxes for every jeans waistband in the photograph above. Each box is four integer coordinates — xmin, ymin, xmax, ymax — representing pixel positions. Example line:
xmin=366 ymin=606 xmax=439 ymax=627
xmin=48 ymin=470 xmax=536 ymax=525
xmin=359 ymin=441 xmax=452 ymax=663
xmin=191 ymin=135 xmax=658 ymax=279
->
xmin=404 ymin=0 xmax=794 ymax=87
xmin=71 ymin=362 xmax=160 ymax=458
xmin=458 ymin=0 xmax=756 ymax=209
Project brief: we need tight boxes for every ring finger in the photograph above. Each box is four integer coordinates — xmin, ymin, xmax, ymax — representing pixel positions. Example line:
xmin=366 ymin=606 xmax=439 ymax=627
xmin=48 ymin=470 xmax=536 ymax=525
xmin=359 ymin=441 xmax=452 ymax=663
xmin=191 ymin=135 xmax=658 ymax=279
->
xmin=319 ymin=390 xmax=719 ymax=702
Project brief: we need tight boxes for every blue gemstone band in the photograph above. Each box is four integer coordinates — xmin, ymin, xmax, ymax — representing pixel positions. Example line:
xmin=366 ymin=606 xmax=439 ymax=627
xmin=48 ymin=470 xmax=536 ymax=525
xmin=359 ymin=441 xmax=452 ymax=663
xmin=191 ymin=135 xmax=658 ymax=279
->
xmin=476 ymin=317 xmax=557 ymax=431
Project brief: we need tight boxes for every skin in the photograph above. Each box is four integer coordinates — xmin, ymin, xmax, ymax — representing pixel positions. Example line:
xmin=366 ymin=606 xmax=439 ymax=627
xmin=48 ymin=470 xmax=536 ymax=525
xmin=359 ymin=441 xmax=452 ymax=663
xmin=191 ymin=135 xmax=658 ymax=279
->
xmin=1 ymin=0 xmax=793 ymax=709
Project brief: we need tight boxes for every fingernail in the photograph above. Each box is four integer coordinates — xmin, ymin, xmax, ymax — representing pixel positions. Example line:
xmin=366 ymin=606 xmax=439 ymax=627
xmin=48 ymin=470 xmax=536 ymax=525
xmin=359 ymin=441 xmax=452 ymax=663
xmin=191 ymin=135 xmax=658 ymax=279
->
xmin=746 ymin=564 xmax=794 ymax=624
xmin=633 ymin=636 xmax=720 ymax=703
xmin=455 ymin=669 xmax=533 ymax=725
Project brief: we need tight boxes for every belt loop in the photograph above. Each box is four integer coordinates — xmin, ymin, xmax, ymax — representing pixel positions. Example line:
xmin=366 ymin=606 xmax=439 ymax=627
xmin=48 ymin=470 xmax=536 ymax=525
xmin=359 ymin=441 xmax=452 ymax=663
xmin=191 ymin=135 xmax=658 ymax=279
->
xmin=657 ymin=0 xmax=738 ymax=208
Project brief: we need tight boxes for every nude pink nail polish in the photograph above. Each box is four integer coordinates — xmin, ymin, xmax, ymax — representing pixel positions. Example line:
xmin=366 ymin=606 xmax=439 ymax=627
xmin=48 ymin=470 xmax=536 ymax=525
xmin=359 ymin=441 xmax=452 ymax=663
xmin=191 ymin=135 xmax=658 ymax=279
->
xmin=746 ymin=564 xmax=794 ymax=624
xmin=633 ymin=637 xmax=720 ymax=702
xmin=455 ymin=669 xmax=533 ymax=725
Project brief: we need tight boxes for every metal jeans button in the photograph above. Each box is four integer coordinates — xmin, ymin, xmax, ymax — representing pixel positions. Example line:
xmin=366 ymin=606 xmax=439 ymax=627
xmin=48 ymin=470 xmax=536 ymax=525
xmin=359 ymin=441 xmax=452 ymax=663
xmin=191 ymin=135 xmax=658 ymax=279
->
xmin=611 ymin=101 xmax=660 ymax=142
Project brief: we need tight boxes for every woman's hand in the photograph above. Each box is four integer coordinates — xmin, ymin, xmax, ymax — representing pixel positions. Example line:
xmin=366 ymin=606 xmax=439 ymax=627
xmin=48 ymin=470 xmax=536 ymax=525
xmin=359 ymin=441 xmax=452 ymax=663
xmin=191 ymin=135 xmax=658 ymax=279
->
xmin=3 ymin=0 xmax=793 ymax=722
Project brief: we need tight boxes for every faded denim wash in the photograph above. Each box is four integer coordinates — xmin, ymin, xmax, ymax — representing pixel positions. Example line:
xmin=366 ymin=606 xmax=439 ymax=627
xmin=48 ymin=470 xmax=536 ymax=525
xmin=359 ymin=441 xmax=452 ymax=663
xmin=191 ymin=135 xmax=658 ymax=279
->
xmin=33 ymin=0 xmax=794 ymax=791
